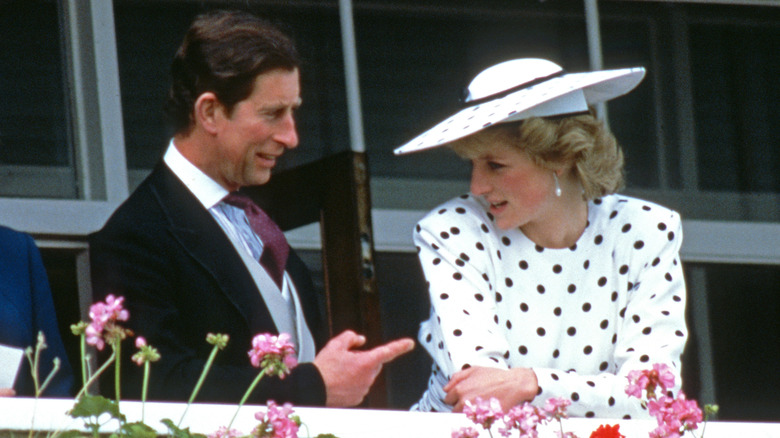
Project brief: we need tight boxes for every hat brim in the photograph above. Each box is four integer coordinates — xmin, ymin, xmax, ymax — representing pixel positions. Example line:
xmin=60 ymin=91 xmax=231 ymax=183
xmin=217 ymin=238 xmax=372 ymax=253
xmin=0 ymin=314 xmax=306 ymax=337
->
xmin=393 ymin=67 xmax=645 ymax=155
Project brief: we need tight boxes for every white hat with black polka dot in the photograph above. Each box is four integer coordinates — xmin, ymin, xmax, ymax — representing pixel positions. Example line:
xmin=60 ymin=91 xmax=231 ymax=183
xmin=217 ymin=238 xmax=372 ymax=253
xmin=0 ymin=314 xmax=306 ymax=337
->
xmin=393 ymin=58 xmax=645 ymax=155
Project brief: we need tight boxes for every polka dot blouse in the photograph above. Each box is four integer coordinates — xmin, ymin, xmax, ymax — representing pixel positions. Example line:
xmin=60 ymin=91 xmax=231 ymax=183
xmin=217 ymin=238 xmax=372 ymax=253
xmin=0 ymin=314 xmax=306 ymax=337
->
xmin=412 ymin=193 xmax=688 ymax=418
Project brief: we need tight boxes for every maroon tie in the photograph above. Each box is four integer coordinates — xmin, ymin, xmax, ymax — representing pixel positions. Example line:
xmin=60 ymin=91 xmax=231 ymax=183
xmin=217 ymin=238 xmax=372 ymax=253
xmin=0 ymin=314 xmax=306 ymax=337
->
xmin=223 ymin=193 xmax=289 ymax=288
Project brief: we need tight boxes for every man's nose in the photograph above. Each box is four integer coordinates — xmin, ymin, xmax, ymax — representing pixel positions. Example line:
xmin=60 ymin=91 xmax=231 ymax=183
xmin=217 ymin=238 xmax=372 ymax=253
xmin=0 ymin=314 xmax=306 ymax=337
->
xmin=275 ymin=114 xmax=299 ymax=149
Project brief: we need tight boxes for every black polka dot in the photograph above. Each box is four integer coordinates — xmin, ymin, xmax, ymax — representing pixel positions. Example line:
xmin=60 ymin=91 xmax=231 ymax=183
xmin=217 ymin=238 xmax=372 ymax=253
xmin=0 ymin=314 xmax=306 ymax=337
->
xmin=594 ymin=235 xmax=603 ymax=245
xmin=461 ymin=364 xmax=471 ymax=370
xmin=535 ymin=245 xmax=544 ymax=253
xmin=609 ymin=210 xmax=618 ymax=219
xmin=658 ymin=222 xmax=667 ymax=231
xmin=455 ymin=259 xmax=465 ymax=267
xmin=476 ymin=242 xmax=485 ymax=251
xmin=551 ymin=373 xmax=559 ymax=381
xmin=619 ymin=265 xmax=629 ymax=275
xmin=665 ymin=273 xmax=673 ymax=281
xmin=495 ymin=292 xmax=503 ymax=302
xmin=608 ymin=397 xmax=616 ymax=406
xmin=505 ymin=278 xmax=513 ymax=287
xmin=675 ymin=330 xmax=684 ymax=337
xmin=553 ymin=264 xmax=562 ymax=274
xmin=506 ymin=320 xmax=512 ymax=329
xmin=519 ymin=260 xmax=529 ymax=270
xmin=567 ymin=327 xmax=576 ymax=336
xmin=440 ymin=231 xmax=450 ymax=239
xmin=599 ymin=361 xmax=608 ymax=371
xmin=554 ymin=307 xmax=562 ymax=316
xmin=598 ymin=277 xmax=607 ymax=287
xmin=460 ymin=253 xmax=470 ymax=261
xmin=568 ymin=284 xmax=577 ymax=293
xmin=600 ymin=320 xmax=609 ymax=329
xmin=584 ymin=346 xmax=593 ymax=355
xmin=634 ymin=240 xmax=645 ymax=249
xmin=432 ymin=258 xmax=441 ymax=265
xmin=518 ymin=346 xmax=527 ymax=354
xmin=474 ymin=294 xmax=484 ymax=302
xmin=537 ymin=328 xmax=546 ymax=336
xmin=586 ymin=381 xmax=595 ymax=387
xmin=668 ymin=231 xmax=675 ymax=241
xmin=439 ymin=293 xmax=449 ymax=300
xmin=438 ymin=209 xmax=446 ymax=214
xmin=582 ymin=303 xmax=591 ymax=312
xmin=456 ymin=207 xmax=466 ymax=214
xmin=552 ymin=349 xmax=560 ymax=358
xmin=453 ymin=329 xmax=462 ymax=336
xmin=450 ymin=227 xmax=460 ymax=235
xmin=584 ymin=260 xmax=590 ymax=269
xmin=453 ymin=272 xmax=462 ymax=280
xmin=537 ymin=284 xmax=546 ymax=294
xmin=501 ymin=236 xmax=511 ymax=246
xmin=640 ymin=355 xmax=650 ymax=362
xmin=612 ymin=291 xmax=618 ymax=302
xmin=621 ymin=224 xmax=632 ymax=233
xmin=642 ymin=327 xmax=652 ymax=335
xmin=586 ymin=412 xmax=595 ymax=418
xmin=652 ymin=257 xmax=661 ymax=266
xmin=520 ymin=303 xmax=529 ymax=312
xmin=632 ymin=314 xmax=641 ymax=323
xmin=571 ymin=392 xmax=580 ymax=401
xmin=480 ymin=224 xmax=489 ymax=233
xmin=425 ymin=334 xmax=432 ymax=342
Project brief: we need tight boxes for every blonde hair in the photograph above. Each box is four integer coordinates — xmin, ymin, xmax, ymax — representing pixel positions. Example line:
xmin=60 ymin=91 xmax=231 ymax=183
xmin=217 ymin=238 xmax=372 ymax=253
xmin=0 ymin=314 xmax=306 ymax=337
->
xmin=449 ymin=113 xmax=624 ymax=200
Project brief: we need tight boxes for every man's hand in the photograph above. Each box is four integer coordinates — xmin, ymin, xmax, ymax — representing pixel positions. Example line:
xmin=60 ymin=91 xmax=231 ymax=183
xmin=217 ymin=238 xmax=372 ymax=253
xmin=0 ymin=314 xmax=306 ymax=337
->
xmin=443 ymin=366 xmax=538 ymax=412
xmin=313 ymin=330 xmax=414 ymax=407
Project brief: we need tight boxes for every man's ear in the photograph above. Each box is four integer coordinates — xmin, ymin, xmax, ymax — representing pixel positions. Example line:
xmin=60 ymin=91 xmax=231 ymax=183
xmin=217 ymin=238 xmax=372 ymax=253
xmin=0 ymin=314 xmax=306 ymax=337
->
xmin=194 ymin=92 xmax=221 ymax=135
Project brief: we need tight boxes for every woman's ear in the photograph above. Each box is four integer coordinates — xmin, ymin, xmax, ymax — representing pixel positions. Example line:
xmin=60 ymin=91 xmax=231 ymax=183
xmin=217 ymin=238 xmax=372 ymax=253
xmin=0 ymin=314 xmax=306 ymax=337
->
xmin=193 ymin=92 xmax=221 ymax=135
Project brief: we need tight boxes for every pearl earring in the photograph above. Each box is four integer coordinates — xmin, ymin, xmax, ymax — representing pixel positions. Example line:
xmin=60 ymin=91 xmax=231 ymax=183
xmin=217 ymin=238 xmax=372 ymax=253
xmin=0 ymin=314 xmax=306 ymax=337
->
xmin=553 ymin=172 xmax=562 ymax=197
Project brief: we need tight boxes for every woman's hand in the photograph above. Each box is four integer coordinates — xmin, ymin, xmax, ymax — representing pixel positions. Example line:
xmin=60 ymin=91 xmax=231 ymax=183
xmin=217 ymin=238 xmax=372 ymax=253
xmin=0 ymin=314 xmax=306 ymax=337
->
xmin=0 ymin=388 xmax=15 ymax=397
xmin=443 ymin=366 xmax=538 ymax=412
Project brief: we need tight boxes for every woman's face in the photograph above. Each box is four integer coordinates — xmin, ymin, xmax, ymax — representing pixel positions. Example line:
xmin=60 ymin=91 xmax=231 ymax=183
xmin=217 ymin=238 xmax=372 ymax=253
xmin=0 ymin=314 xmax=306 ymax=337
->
xmin=469 ymin=142 xmax=556 ymax=230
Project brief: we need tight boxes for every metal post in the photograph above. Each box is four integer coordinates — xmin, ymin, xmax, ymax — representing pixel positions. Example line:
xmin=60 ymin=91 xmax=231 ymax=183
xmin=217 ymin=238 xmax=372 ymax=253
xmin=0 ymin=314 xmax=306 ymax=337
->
xmin=339 ymin=0 xmax=366 ymax=153
xmin=584 ymin=0 xmax=608 ymax=121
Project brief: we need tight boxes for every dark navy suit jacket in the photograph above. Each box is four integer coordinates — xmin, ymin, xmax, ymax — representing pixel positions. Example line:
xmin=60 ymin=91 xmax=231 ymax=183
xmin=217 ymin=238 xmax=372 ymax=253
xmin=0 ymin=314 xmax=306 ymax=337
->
xmin=89 ymin=163 xmax=327 ymax=405
xmin=0 ymin=225 xmax=74 ymax=397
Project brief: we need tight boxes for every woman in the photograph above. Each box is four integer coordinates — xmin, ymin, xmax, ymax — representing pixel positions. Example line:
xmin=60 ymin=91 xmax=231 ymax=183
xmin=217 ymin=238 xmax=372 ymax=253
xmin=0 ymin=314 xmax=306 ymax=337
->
xmin=395 ymin=58 xmax=687 ymax=418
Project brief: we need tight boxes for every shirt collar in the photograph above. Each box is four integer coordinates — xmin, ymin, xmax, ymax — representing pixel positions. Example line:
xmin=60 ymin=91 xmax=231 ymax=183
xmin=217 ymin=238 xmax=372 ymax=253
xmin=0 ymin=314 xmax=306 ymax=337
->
xmin=163 ymin=139 xmax=229 ymax=210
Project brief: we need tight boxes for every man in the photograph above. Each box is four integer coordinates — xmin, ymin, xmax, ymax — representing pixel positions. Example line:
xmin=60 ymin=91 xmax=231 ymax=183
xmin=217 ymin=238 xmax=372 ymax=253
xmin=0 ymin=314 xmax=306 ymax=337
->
xmin=89 ymin=10 xmax=413 ymax=407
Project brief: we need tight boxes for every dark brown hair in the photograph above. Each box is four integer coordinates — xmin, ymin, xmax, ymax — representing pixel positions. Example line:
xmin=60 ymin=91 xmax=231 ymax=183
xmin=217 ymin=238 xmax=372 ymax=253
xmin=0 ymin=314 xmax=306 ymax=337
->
xmin=164 ymin=10 xmax=300 ymax=134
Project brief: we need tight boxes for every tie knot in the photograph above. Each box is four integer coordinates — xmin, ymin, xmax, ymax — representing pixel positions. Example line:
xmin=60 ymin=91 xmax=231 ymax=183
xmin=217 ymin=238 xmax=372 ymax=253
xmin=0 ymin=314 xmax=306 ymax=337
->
xmin=222 ymin=192 xmax=289 ymax=288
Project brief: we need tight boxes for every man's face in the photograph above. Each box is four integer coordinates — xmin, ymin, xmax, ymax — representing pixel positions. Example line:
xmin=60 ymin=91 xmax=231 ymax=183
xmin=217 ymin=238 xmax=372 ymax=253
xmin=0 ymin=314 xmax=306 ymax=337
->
xmin=211 ymin=68 xmax=300 ymax=191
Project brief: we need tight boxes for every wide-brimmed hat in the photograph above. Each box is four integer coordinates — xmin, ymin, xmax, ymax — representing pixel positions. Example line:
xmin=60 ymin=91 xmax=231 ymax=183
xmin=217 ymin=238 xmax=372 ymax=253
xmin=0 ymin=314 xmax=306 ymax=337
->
xmin=393 ymin=58 xmax=645 ymax=155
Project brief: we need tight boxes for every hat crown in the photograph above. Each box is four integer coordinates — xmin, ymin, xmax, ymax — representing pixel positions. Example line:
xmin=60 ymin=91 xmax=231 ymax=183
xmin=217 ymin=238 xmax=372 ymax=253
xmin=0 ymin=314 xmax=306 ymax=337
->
xmin=465 ymin=58 xmax=563 ymax=102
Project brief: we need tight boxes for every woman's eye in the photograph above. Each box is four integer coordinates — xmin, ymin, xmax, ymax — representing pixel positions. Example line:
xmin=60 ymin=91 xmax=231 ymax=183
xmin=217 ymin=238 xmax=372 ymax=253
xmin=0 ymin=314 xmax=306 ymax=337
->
xmin=487 ymin=161 xmax=504 ymax=170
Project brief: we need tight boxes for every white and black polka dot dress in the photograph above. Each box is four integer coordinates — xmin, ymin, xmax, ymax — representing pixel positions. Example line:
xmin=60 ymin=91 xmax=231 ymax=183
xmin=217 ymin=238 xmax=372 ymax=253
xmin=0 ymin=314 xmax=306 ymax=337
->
xmin=412 ymin=193 xmax=688 ymax=418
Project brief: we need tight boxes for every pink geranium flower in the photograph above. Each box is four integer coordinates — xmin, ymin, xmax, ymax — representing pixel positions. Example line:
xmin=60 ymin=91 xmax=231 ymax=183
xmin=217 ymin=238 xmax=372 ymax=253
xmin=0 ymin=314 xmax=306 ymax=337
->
xmin=543 ymin=397 xmax=572 ymax=421
xmin=500 ymin=402 xmax=547 ymax=438
xmin=647 ymin=393 xmax=703 ymax=438
xmin=85 ymin=294 xmax=130 ymax=350
xmin=463 ymin=396 xmax=504 ymax=430
xmin=451 ymin=426 xmax=480 ymax=438
xmin=248 ymin=333 xmax=298 ymax=378
xmin=626 ymin=363 xmax=676 ymax=400
xmin=253 ymin=401 xmax=300 ymax=438
xmin=208 ymin=426 xmax=242 ymax=438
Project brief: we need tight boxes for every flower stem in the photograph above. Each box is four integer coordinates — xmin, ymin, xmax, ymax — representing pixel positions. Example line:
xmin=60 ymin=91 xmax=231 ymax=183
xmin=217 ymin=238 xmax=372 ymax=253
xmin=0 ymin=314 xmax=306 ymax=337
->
xmin=228 ymin=368 xmax=267 ymax=429
xmin=141 ymin=361 xmax=150 ymax=423
xmin=79 ymin=334 xmax=88 ymax=387
xmin=74 ymin=351 xmax=115 ymax=400
xmin=178 ymin=344 xmax=222 ymax=426
xmin=114 ymin=340 xmax=122 ymax=405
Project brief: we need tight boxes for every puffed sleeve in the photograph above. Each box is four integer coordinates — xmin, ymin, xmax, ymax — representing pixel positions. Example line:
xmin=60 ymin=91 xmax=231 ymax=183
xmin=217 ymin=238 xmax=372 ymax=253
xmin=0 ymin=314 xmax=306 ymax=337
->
xmin=415 ymin=198 xmax=514 ymax=380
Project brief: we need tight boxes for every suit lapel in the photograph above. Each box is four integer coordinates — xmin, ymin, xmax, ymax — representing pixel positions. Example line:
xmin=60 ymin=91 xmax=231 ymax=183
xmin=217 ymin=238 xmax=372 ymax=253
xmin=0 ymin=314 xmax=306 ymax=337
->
xmin=146 ymin=164 xmax=278 ymax=335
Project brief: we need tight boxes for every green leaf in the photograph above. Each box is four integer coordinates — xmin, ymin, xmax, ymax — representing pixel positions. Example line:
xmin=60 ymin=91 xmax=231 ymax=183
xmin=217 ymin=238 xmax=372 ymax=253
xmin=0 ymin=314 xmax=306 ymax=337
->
xmin=58 ymin=430 xmax=89 ymax=438
xmin=314 ymin=434 xmax=341 ymax=438
xmin=160 ymin=418 xmax=207 ymax=438
xmin=69 ymin=394 xmax=126 ymax=423
xmin=121 ymin=422 xmax=158 ymax=438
